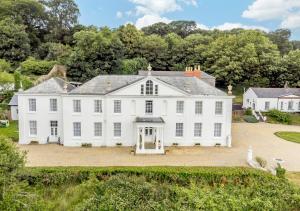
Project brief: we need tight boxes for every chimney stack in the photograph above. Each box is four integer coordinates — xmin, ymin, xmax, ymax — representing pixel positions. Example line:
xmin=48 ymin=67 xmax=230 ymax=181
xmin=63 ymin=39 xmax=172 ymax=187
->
xmin=184 ymin=65 xmax=201 ymax=78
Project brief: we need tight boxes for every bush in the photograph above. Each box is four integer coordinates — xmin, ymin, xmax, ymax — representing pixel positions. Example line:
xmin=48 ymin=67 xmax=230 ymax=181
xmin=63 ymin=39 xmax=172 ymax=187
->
xmin=255 ymin=156 xmax=267 ymax=168
xmin=20 ymin=57 xmax=57 ymax=75
xmin=243 ymin=115 xmax=258 ymax=123
xmin=275 ymin=164 xmax=286 ymax=178
xmin=245 ymin=108 xmax=252 ymax=115
xmin=267 ymin=109 xmax=291 ymax=124
xmin=0 ymin=59 xmax=11 ymax=72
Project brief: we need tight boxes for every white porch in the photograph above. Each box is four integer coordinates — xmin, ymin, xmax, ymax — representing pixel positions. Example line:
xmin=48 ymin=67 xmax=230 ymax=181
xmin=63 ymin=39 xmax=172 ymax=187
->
xmin=135 ymin=117 xmax=165 ymax=154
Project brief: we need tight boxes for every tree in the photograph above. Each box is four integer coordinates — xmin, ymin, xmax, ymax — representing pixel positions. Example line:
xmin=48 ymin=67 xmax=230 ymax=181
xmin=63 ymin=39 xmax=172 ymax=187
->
xmin=14 ymin=71 xmax=21 ymax=91
xmin=268 ymin=29 xmax=293 ymax=55
xmin=168 ymin=21 xmax=197 ymax=37
xmin=0 ymin=60 xmax=11 ymax=72
xmin=20 ymin=57 xmax=57 ymax=75
xmin=118 ymin=57 xmax=148 ymax=75
xmin=280 ymin=50 xmax=300 ymax=87
xmin=142 ymin=22 xmax=171 ymax=36
xmin=0 ymin=19 xmax=30 ymax=63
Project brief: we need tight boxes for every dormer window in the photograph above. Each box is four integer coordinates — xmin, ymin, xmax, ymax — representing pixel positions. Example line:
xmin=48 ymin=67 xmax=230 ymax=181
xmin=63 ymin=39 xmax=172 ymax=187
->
xmin=146 ymin=80 xmax=153 ymax=95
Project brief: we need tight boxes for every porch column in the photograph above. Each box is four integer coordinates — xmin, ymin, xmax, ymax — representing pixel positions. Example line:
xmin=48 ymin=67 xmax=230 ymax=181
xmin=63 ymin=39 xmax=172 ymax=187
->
xmin=160 ymin=127 xmax=164 ymax=150
xmin=141 ymin=127 xmax=145 ymax=150
xmin=136 ymin=127 xmax=140 ymax=150
xmin=155 ymin=127 xmax=158 ymax=150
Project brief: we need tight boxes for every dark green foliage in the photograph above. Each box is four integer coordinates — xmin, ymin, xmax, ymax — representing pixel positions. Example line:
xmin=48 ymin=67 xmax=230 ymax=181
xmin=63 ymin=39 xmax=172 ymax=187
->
xmin=243 ymin=115 xmax=258 ymax=123
xmin=0 ymin=59 xmax=11 ymax=72
xmin=13 ymin=71 xmax=21 ymax=90
xmin=275 ymin=164 xmax=286 ymax=178
xmin=267 ymin=109 xmax=292 ymax=124
xmin=21 ymin=57 xmax=57 ymax=75
xmin=118 ymin=57 xmax=148 ymax=74
xmin=245 ymin=108 xmax=252 ymax=116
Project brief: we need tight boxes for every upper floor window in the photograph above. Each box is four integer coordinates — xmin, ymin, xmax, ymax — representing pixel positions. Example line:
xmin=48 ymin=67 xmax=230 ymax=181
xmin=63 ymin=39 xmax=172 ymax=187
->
xmin=215 ymin=101 xmax=223 ymax=115
xmin=195 ymin=101 xmax=203 ymax=114
xmin=288 ymin=101 xmax=293 ymax=110
xmin=94 ymin=122 xmax=102 ymax=136
xmin=155 ymin=85 xmax=158 ymax=95
xmin=175 ymin=123 xmax=183 ymax=137
xmin=194 ymin=123 xmax=202 ymax=137
xmin=73 ymin=122 xmax=81 ymax=137
xmin=50 ymin=99 xmax=57 ymax=112
xmin=176 ymin=101 xmax=184 ymax=113
xmin=265 ymin=101 xmax=270 ymax=110
xmin=73 ymin=100 xmax=81 ymax=113
xmin=146 ymin=80 xmax=153 ymax=95
xmin=29 ymin=120 xmax=37 ymax=136
xmin=214 ymin=123 xmax=222 ymax=137
xmin=114 ymin=122 xmax=121 ymax=137
xmin=94 ymin=100 xmax=102 ymax=113
xmin=114 ymin=100 xmax=121 ymax=113
xmin=29 ymin=99 xmax=36 ymax=112
xmin=145 ymin=100 xmax=153 ymax=114
xmin=141 ymin=84 xmax=144 ymax=95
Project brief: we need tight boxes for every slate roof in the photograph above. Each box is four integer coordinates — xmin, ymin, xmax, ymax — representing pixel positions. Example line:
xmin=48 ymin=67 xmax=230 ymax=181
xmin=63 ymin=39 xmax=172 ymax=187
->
xmin=136 ymin=117 xmax=165 ymax=123
xmin=23 ymin=77 xmax=74 ymax=94
xmin=69 ymin=75 xmax=227 ymax=96
xmin=138 ymin=70 xmax=215 ymax=79
xmin=251 ymin=88 xmax=300 ymax=98
xmin=8 ymin=95 xmax=18 ymax=106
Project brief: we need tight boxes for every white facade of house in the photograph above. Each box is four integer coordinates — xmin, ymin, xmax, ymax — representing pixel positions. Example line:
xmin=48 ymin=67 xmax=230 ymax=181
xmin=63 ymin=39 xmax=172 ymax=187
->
xmin=8 ymin=95 xmax=18 ymax=120
xmin=243 ymin=88 xmax=300 ymax=112
xmin=17 ymin=70 xmax=233 ymax=154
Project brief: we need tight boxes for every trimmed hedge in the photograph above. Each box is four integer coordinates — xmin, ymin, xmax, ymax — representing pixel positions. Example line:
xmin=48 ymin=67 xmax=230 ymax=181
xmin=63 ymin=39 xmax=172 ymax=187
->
xmin=267 ymin=109 xmax=292 ymax=124
xmin=243 ymin=115 xmax=258 ymax=123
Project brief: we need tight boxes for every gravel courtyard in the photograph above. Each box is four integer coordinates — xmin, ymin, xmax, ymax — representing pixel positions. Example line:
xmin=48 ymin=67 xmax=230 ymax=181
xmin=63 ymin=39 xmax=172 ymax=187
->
xmin=18 ymin=123 xmax=300 ymax=171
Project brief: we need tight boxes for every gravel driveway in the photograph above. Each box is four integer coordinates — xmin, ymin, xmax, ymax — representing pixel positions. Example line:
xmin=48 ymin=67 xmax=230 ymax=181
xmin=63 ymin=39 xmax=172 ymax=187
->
xmin=18 ymin=123 xmax=300 ymax=171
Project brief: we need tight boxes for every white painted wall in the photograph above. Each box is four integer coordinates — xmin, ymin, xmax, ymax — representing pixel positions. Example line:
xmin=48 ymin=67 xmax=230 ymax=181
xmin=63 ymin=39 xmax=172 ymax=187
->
xmin=10 ymin=106 xmax=18 ymax=120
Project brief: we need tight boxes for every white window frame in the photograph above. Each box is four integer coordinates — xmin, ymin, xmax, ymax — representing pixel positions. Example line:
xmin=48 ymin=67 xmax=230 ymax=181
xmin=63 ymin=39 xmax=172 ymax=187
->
xmin=265 ymin=101 xmax=270 ymax=110
xmin=280 ymin=101 xmax=284 ymax=110
xmin=176 ymin=101 xmax=184 ymax=114
xmin=141 ymin=84 xmax=144 ymax=95
xmin=288 ymin=101 xmax=293 ymax=110
xmin=73 ymin=100 xmax=81 ymax=113
xmin=28 ymin=98 xmax=36 ymax=112
xmin=114 ymin=100 xmax=121 ymax=113
xmin=73 ymin=122 xmax=81 ymax=137
xmin=215 ymin=101 xmax=223 ymax=115
xmin=194 ymin=123 xmax=202 ymax=137
xmin=114 ymin=122 xmax=121 ymax=137
xmin=146 ymin=80 xmax=153 ymax=95
xmin=94 ymin=100 xmax=102 ymax=113
xmin=94 ymin=122 xmax=102 ymax=137
xmin=29 ymin=120 xmax=37 ymax=136
xmin=175 ymin=123 xmax=183 ymax=137
xmin=145 ymin=100 xmax=153 ymax=114
xmin=155 ymin=84 xmax=158 ymax=95
xmin=49 ymin=98 xmax=57 ymax=112
xmin=214 ymin=123 xmax=222 ymax=137
xmin=195 ymin=101 xmax=203 ymax=114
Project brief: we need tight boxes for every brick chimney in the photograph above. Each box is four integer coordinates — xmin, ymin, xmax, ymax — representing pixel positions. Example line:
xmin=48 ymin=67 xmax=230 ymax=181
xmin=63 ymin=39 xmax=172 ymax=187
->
xmin=184 ymin=65 xmax=201 ymax=78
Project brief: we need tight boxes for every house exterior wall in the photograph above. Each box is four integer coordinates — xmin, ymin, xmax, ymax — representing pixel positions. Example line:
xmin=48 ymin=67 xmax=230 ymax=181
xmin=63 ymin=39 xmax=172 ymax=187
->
xmin=243 ymin=88 xmax=258 ymax=110
xmin=10 ymin=106 xmax=18 ymax=120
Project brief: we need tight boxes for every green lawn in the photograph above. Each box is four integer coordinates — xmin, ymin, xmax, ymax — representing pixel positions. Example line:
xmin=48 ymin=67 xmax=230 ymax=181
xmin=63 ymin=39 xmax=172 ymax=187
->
xmin=275 ymin=131 xmax=300 ymax=144
xmin=287 ymin=172 xmax=300 ymax=187
xmin=0 ymin=120 xmax=18 ymax=141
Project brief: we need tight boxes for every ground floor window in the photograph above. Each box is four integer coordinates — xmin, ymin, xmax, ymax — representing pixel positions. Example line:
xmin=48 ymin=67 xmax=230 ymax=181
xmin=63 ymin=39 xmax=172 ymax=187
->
xmin=50 ymin=121 xmax=58 ymax=136
xmin=114 ymin=122 xmax=121 ymax=137
xmin=265 ymin=101 xmax=270 ymax=110
xmin=280 ymin=102 xmax=284 ymax=110
xmin=29 ymin=120 xmax=37 ymax=136
xmin=94 ymin=122 xmax=102 ymax=136
xmin=175 ymin=123 xmax=183 ymax=137
xmin=214 ymin=123 xmax=222 ymax=137
xmin=194 ymin=123 xmax=202 ymax=137
xmin=73 ymin=122 xmax=81 ymax=137
xmin=288 ymin=101 xmax=293 ymax=110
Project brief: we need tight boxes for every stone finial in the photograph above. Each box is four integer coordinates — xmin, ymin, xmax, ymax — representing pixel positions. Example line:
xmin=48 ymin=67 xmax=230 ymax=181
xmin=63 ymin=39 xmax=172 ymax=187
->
xmin=63 ymin=82 xmax=68 ymax=93
xmin=147 ymin=63 xmax=152 ymax=76
xmin=284 ymin=81 xmax=289 ymax=88
xmin=227 ymin=84 xmax=233 ymax=95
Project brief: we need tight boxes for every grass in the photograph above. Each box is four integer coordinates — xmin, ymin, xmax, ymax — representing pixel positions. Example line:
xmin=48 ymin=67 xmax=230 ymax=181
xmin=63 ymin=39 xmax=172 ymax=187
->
xmin=274 ymin=131 xmax=300 ymax=144
xmin=287 ymin=172 xmax=300 ymax=187
xmin=0 ymin=120 xmax=18 ymax=141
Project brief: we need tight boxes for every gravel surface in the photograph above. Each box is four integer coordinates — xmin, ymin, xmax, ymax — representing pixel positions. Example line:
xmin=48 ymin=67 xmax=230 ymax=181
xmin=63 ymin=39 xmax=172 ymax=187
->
xmin=18 ymin=123 xmax=300 ymax=171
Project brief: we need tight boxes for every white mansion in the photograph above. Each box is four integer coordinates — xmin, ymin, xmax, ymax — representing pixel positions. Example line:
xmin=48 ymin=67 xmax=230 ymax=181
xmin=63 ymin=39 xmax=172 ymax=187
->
xmin=17 ymin=66 xmax=234 ymax=154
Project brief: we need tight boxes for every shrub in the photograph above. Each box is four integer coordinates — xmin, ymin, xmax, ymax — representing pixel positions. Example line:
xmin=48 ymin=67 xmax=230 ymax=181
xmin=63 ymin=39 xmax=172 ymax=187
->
xmin=267 ymin=109 xmax=291 ymax=124
xmin=0 ymin=59 xmax=11 ymax=72
xmin=275 ymin=164 xmax=286 ymax=178
xmin=255 ymin=156 xmax=267 ymax=168
xmin=20 ymin=57 xmax=57 ymax=75
xmin=245 ymin=108 xmax=252 ymax=115
xmin=243 ymin=115 xmax=258 ymax=123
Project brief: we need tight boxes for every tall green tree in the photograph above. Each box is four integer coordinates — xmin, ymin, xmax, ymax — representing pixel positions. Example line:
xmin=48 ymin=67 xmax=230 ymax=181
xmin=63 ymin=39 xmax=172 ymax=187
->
xmin=268 ymin=29 xmax=293 ymax=55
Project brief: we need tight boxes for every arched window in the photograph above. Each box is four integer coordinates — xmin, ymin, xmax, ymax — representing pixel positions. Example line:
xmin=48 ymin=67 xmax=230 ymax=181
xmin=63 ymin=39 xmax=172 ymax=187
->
xmin=146 ymin=80 xmax=153 ymax=95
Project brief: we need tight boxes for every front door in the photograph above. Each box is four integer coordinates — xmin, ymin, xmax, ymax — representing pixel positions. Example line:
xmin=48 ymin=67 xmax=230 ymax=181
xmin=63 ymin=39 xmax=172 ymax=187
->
xmin=145 ymin=127 xmax=153 ymax=142
xmin=49 ymin=121 xmax=58 ymax=142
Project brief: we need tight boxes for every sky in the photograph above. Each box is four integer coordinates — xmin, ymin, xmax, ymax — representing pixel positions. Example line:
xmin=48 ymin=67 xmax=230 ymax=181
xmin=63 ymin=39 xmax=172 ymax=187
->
xmin=75 ymin=0 xmax=300 ymax=40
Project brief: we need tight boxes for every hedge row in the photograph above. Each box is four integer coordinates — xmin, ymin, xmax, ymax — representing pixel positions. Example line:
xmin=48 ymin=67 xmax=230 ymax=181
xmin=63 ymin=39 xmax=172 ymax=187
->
xmin=18 ymin=166 xmax=277 ymax=187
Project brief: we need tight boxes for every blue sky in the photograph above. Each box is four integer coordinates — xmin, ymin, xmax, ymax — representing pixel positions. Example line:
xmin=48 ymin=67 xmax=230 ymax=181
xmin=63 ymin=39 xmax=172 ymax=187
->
xmin=75 ymin=0 xmax=300 ymax=40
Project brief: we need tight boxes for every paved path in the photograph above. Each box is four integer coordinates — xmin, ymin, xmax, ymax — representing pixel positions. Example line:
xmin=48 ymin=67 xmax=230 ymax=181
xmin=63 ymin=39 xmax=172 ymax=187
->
xmin=18 ymin=123 xmax=300 ymax=171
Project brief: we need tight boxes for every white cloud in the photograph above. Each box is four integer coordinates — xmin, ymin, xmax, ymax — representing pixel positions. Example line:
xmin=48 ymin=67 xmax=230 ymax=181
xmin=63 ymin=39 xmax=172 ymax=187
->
xmin=213 ymin=22 xmax=269 ymax=32
xmin=180 ymin=0 xmax=198 ymax=6
xmin=116 ymin=11 xmax=123 ymax=19
xmin=129 ymin=0 xmax=182 ymax=15
xmin=242 ymin=0 xmax=300 ymax=30
xmin=196 ymin=23 xmax=209 ymax=30
xmin=135 ymin=14 xmax=171 ymax=29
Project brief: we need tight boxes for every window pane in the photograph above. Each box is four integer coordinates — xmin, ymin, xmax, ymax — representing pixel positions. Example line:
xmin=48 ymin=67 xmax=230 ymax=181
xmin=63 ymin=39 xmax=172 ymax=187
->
xmin=29 ymin=99 xmax=36 ymax=111
xmin=114 ymin=100 xmax=121 ymax=113
xmin=50 ymin=99 xmax=57 ymax=111
xmin=215 ymin=101 xmax=223 ymax=115
xmin=176 ymin=101 xmax=184 ymax=113
xmin=214 ymin=123 xmax=222 ymax=137
xmin=114 ymin=122 xmax=121 ymax=137
xmin=73 ymin=122 xmax=81 ymax=136
xmin=141 ymin=85 xmax=144 ymax=95
xmin=94 ymin=100 xmax=102 ymax=113
xmin=145 ymin=100 xmax=153 ymax=114
xmin=94 ymin=122 xmax=102 ymax=136
xmin=146 ymin=80 xmax=153 ymax=95
xmin=265 ymin=102 xmax=270 ymax=110
xmin=176 ymin=123 xmax=183 ymax=137
xmin=50 ymin=121 xmax=58 ymax=127
xmin=195 ymin=101 xmax=203 ymax=114
xmin=194 ymin=123 xmax=202 ymax=137
xmin=288 ymin=101 xmax=293 ymax=110
xmin=29 ymin=120 xmax=37 ymax=135
xmin=73 ymin=100 xmax=81 ymax=112
xmin=155 ymin=85 xmax=158 ymax=95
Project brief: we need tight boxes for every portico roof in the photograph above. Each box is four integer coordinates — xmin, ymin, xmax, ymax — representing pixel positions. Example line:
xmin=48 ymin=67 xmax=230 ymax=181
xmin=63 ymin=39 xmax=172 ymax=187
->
xmin=135 ymin=117 xmax=165 ymax=123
